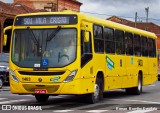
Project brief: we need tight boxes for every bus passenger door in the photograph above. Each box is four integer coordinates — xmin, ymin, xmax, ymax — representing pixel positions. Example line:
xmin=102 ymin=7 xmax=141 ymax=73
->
xmin=80 ymin=29 xmax=94 ymax=92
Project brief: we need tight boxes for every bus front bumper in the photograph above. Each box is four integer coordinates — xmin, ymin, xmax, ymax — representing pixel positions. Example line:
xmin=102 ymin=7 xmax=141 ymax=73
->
xmin=10 ymin=78 xmax=95 ymax=95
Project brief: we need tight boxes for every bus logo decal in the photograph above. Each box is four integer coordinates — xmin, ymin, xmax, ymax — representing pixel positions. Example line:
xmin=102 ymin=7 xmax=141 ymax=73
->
xmin=50 ymin=76 xmax=61 ymax=82
xmin=106 ymin=56 xmax=114 ymax=70
xmin=38 ymin=78 xmax=42 ymax=82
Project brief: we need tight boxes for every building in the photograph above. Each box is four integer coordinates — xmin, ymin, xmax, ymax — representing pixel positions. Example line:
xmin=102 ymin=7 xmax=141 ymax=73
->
xmin=0 ymin=1 xmax=42 ymax=53
xmin=107 ymin=16 xmax=133 ymax=25
xmin=14 ymin=0 xmax=82 ymax=12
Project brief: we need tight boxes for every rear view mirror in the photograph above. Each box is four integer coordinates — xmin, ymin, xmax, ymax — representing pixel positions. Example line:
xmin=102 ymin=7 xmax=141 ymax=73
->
xmin=3 ymin=35 xmax=7 ymax=46
xmin=3 ymin=26 xmax=12 ymax=46
xmin=84 ymin=31 xmax=89 ymax=42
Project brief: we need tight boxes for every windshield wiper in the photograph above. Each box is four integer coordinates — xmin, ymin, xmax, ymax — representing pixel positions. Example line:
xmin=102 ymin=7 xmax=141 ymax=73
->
xmin=27 ymin=27 xmax=39 ymax=45
xmin=27 ymin=27 xmax=42 ymax=57
xmin=46 ymin=26 xmax=61 ymax=41
xmin=45 ymin=26 xmax=61 ymax=50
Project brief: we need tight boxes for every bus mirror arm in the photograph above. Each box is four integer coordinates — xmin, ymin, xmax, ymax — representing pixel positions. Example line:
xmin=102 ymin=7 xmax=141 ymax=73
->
xmin=3 ymin=26 xmax=12 ymax=46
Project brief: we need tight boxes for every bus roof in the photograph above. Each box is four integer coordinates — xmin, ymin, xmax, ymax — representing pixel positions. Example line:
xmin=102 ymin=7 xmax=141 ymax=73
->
xmin=79 ymin=13 xmax=157 ymax=39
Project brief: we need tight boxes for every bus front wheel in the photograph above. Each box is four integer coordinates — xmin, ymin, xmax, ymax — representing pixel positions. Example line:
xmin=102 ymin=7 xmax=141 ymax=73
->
xmin=35 ymin=94 xmax=49 ymax=102
xmin=0 ymin=78 xmax=3 ymax=89
xmin=87 ymin=77 xmax=103 ymax=104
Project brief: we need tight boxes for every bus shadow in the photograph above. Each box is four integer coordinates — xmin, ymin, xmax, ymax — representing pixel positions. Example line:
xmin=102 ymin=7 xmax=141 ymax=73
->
xmin=103 ymin=90 xmax=149 ymax=99
xmin=36 ymin=90 xmax=150 ymax=104
xmin=16 ymin=90 xmax=151 ymax=110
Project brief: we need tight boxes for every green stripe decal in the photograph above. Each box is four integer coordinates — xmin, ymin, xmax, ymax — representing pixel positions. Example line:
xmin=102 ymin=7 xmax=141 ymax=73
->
xmin=106 ymin=56 xmax=114 ymax=70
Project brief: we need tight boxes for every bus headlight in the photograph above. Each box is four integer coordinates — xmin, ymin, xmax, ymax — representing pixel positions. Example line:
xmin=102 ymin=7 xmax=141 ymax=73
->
xmin=63 ymin=69 xmax=77 ymax=83
xmin=9 ymin=70 xmax=19 ymax=82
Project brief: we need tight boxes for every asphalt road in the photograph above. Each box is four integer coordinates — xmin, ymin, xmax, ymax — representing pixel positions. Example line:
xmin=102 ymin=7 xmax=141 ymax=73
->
xmin=0 ymin=81 xmax=160 ymax=113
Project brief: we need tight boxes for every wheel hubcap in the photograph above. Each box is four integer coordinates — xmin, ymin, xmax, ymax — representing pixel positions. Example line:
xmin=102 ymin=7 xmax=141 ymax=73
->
xmin=138 ymin=78 xmax=141 ymax=91
xmin=94 ymin=84 xmax=99 ymax=99
xmin=0 ymin=79 xmax=3 ymax=88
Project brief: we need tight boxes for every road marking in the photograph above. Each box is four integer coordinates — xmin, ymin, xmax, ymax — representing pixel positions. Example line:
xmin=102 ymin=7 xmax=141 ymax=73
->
xmin=0 ymin=98 xmax=7 ymax=100
xmin=42 ymin=104 xmax=63 ymax=109
xmin=127 ymin=110 xmax=155 ymax=113
xmin=123 ymin=99 xmax=160 ymax=104
xmin=86 ymin=110 xmax=109 ymax=113
xmin=0 ymin=87 xmax=10 ymax=91
xmin=148 ymin=84 xmax=156 ymax=87
xmin=0 ymin=94 xmax=33 ymax=97
xmin=112 ymin=99 xmax=160 ymax=104
xmin=53 ymin=110 xmax=74 ymax=112
xmin=0 ymin=99 xmax=29 ymax=104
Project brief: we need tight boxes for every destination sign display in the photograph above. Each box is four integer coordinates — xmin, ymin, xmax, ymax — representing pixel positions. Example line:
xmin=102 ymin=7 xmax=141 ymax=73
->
xmin=15 ymin=15 xmax=77 ymax=26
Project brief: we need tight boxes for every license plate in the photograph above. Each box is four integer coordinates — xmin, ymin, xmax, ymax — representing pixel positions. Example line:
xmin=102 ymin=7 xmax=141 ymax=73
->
xmin=34 ymin=89 xmax=46 ymax=94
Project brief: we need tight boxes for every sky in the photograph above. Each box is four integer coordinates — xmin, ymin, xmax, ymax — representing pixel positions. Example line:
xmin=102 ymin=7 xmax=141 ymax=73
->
xmin=0 ymin=0 xmax=13 ymax=3
xmin=78 ymin=0 xmax=160 ymax=25
xmin=1 ymin=0 xmax=160 ymax=25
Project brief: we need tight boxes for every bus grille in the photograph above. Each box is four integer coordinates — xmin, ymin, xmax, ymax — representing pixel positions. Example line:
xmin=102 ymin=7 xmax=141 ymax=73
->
xmin=18 ymin=71 xmax=65 ymax=76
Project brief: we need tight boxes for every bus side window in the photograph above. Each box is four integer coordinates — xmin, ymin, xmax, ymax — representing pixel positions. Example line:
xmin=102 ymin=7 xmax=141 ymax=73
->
xmin=141 ymin=36 xmax=148 ymax=57
xmin=93 ymin=24 xmax=104 ymax=53
xmin=148 ymin=38 xmax=156 ymax=57
xmin=133 ymin=34 xmax=141 ymax=56
xmin=81 ymin=30 xmax=92 ymax=67
xmin=115 ymin=30 xmax=125 ymax=55
xmin=153 ymin=39 xmax=156 ymax=57
xmin=125 ymin=32 xmax=133 ymax=55
xmin=81 ymin=30 xmax=92 ymax=56
xmin=104 ymin=27 xmax=115 ymax=54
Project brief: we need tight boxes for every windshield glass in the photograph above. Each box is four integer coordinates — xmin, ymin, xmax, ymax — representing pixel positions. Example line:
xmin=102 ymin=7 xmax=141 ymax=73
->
xmin=12 ymin=28 xmax=77 ymax=68
xmin=0 ymin=53 xmax=9 ymax=62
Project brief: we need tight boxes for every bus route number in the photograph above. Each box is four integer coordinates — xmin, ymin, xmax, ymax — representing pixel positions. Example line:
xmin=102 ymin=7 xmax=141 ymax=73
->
xmin=24 ymin=18 xmax=32 ymax=25
xmin=22 ymin=77 xmax=31 ymax=82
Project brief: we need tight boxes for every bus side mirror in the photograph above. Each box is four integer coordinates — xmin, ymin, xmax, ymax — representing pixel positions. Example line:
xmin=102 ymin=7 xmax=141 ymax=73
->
xmin=84 ymin=31 xmax=89 ymax=42
xmin=3 ymin=35 xmax=7 ymax=46
xmin=3 ymin=26 xmax=12 ymax=46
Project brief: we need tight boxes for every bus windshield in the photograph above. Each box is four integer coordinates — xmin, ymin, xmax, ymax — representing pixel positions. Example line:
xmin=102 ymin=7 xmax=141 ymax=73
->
xmin=12 ymin=28 xmax=77 ymax=68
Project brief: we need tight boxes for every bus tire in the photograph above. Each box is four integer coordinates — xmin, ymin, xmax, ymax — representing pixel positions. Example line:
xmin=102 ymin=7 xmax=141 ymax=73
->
xmin=126 ymin=74 xmax=142 ymax=95
xmin=133 ymin=74 xmax=142 ymax=95
xmin=87 ymin=77 xmax=103 ymax=104
xmin=0 ymin=78 xmax=3 ymax=89
xmin=35 ymin=94 xmax=49 ymax=102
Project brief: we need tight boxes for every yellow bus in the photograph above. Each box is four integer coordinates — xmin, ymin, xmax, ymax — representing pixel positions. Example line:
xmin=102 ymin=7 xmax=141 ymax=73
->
xmin=3 ymin=10 xmax=157 ymax=103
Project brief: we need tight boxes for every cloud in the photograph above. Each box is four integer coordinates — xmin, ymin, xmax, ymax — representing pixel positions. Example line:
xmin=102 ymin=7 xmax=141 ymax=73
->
xmin=79 ymin=0 xmax=160 ymax=25
xmin=1 ymin=0 xmax=13 ymax=3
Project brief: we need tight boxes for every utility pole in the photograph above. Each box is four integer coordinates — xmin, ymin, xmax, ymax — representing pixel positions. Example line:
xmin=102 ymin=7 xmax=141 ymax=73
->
xmin=57 ymin=0 xmax=58 ymax=11
xmin=145 ymin=7 xmax=149 ymax=23
xmin=135 ymin=12 xmax=137 ymax=28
